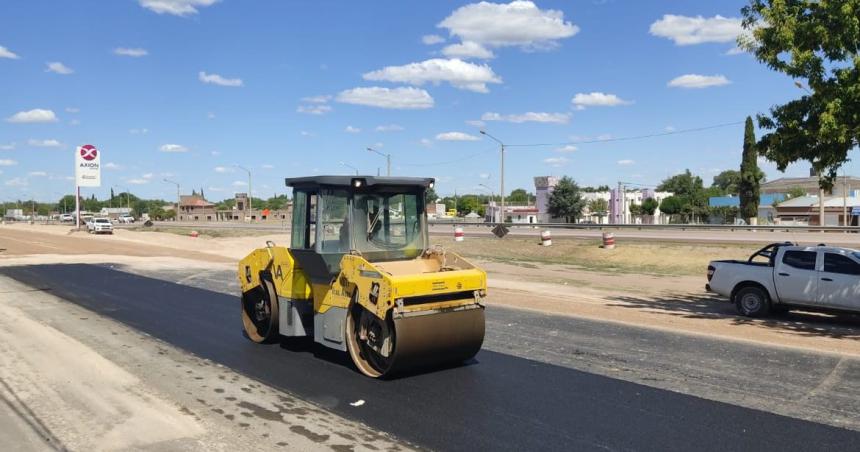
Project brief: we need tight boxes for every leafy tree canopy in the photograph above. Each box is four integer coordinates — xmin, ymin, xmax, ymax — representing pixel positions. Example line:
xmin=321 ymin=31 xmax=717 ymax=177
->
xmin=548 ymin=176 xmax=586 ymax=222
xmin=741 ymin=0 xmax=860 ymax=189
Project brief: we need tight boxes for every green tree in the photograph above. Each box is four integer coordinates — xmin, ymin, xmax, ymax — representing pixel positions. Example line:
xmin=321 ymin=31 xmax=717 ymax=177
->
xmin=785 ymin=186 xmax=807 ymax=200
xmin=425 ymin=187 xmax=438 ymax=206
xmin=712 ymin=170 xmax=741 ymax=195
xmin=507 ymin=188 xmax=529 ymax=204
xmin=738 ymin=116 xmax=762 ymax=220
xmin=587 ymin=198 xmax=609 ymax=217
xmin=659 ymin=196 xmax=684 ymax=223
xmin=657 ymin=170 xmax=709 ymax=222
xmin=641 ymin=197 xmax=659 ymax=216
xmin=548 ymin=176 xmax=586 ymax=222
xmin=741 ymin=0 xmax=860 ymax=190
xmin=629 ymin=201 xmax=644 ymax=219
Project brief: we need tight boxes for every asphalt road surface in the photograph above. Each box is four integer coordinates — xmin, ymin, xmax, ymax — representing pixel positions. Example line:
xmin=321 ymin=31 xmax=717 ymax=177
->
xmin=2 ymin=264 xmax=859 ymax=451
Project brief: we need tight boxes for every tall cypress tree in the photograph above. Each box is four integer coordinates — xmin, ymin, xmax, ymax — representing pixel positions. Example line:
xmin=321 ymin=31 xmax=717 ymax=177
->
xmin=739 ymin=116 xmax=760 ymax=221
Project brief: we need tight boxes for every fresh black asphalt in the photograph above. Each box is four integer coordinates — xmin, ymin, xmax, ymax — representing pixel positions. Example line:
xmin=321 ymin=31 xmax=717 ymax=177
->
xmin=3 ymin=264 xmax=858 ymax=451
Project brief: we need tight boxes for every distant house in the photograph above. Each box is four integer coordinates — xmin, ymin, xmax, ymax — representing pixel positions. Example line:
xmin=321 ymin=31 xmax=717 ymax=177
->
xmin=178 ymin=194 xmax=216 ymax=221
xmin=774 ymin=195 xmax=860 ymax=226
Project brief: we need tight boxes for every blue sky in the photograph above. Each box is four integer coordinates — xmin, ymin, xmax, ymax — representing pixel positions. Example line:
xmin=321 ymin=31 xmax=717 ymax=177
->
xmin=0 ymin=0 xmax=845 ymax=202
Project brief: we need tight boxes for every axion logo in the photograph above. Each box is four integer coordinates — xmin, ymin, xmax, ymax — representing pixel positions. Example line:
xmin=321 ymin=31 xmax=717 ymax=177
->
xmin=80 ymin=144 xmax=98 ymax=161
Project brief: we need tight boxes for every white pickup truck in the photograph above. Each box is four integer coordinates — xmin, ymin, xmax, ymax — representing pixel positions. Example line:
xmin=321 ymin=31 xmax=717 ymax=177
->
xmin=707 ymin=242 xmax=860 ymax=317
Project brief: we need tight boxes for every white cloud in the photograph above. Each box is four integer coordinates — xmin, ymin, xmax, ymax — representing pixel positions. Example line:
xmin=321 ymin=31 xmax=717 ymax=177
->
xmin=0 ymin=45 xmax=19 ymax=59
xmin=555 ymin=145 xmax=577 ymax=153
xmin=419 ymin=138 xmax=433 ymax=147
xmin=300 ymin=131 xmax=313 ymax=137
xmin=139 ymin=0 xmax=218 ymax=16
xmin=572 ymin=92 xmax=632 ymax=108
xmin=725 ymin=46 xmax=745 ymax=56
xmin=375 ymin=124 xmax=404 ymax=132
xmin=6 ymin=109 xmax=58 ymax=123
xmin=442 ymin=41 xmax=494 ymax=59
xmin=208 ymin=186 xmax=226 ymax=192
xmin=46 ymin=62 xmax=73 ymax=74
xmin=664 ymin=125 xmax=676 ymax=132
xmin=232 ymin=180 xmax=248 ymax=187
xmin=69 ymin=119 xmax=80 ymax=126
xmin=104 ymin=162 xmax=122 ymax=170
xmin=478 ymin=173 xmax=490 ymax=179
xmin=128 ymin=178 xmax=149 ymax=185
xmin=481 ymin=111 xmax=569 ymax=124
xmin=160 ymin=143 xmax=189 ymax=153
xmin=210 ymin=150 xmax=220 ymax=156
xmin=465 ymin=119 xmax=485 ymax=127
xmin=0 ymin=143 xmax=14 ymax=150
xmin=422 ymin=34 xmax=445 ymax=45
xmin=27 ymin=139 xmax=62 ymax=148
xmin=4 ymin=177 xmax=27 ymax=187
xmin=114 ymin=47 xmax=148 ymax=57
xmin=65 ymin=107 xmax=79 ymax=113
xmin=198 ymin=71 xmax=243 ymax=87
xmin=129 ymin=128 xmax=149 ymax=134
xmin=363 ymin=58 xmax=501 ymax=93
xmin=297 ymin=104 xmax=332 ymax=115
xmin=0 ymin=159 xmax=18 ymax=166
xmin=142 ymin=173 xmax=154 ymax=179
xmin=617 ymin=159 xmax=635 ymax=166
xmin=668 ymin=74 xmax=730 ymax=89
xmin=436 ymin=131 xmax=480 ymax=141
xmin=336 ymin=87 xmax=434 ymax=109
xmin=28 ymin=171 xmax=47 ymax=177
xmin=544 ymin=156 xmax=569 ymax=167
xmin=261 ymin=164 xmax=274 ymax=169
xmin=214 ymin=166 xmax=234 ymax=173
xmin=302 ymin=95 xmax=332 ymax=103
xmin=439 ymin=1 xmax=579 ymax=50
xmin=649 ymin=15 xmax=743 ymax=46
xmin=345 ymin=125 xmax=361 ymax=133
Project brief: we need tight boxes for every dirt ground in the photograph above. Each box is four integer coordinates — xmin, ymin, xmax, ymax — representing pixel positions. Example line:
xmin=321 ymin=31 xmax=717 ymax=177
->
xmin=3 ymin=223 xmax=860 ymax=359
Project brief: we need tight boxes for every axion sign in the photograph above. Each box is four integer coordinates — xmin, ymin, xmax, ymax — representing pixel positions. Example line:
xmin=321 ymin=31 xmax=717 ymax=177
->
xmin=80 ymin=144 xmax=98 ymax=161
xmin=75 ymin=144 xmax=101 ymax=187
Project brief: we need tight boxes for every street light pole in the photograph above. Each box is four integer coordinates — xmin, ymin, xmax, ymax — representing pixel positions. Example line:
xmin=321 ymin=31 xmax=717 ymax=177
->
xmin=478 ymin=183 xmax=497 ymax=222
xmin=234 ymin=165 xmax=252 ymax=219
xmin=163 ymin=179 xmax=180 ymax=221
xmin=367 ymin=147 xmax=391 ymax=176
xmin=480 ymin=130 xmax=505 ymax=223
xmin=339 ymin=161 xmax=359 ymax=175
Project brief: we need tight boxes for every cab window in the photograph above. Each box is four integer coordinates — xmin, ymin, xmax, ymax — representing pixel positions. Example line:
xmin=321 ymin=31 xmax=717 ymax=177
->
xmin=782 ymin=250 xmax=817 ymax=270
xmin=823 ymin=253 xmax=860 ymax=275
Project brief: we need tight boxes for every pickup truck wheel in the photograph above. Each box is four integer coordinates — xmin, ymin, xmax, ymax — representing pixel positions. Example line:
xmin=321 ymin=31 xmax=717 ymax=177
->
xmin=734 ymin=286 xmax=770 ymax=317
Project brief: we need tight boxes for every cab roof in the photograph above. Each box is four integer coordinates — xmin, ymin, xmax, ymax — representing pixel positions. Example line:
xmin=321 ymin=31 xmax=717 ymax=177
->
xmin=285 ymin=175 xmax=434 ymax=189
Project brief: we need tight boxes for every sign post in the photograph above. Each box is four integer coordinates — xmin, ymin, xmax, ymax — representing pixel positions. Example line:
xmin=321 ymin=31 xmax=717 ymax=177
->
xmin=75 ymin=144 xmax=101 ymax=228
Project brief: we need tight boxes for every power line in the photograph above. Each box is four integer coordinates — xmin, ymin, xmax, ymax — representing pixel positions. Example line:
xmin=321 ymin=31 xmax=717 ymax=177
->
xmin=400 ymin=146 xmax=498 ymax=167
xmin=504 ymin=120 xmax=745 ymax=148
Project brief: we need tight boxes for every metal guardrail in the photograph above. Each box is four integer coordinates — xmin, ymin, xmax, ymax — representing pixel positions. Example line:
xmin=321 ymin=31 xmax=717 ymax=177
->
xmin=429 ymin=221 xmax=860 ymax=233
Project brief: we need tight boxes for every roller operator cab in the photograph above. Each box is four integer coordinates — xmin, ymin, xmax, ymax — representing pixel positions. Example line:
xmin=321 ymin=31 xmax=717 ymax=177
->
xmin=238 ymin=176 xmax=487 ymax=378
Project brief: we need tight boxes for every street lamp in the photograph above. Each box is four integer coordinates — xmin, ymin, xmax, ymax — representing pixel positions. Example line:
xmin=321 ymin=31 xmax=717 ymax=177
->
xmin=234 ymin=165 xmax=252 ymax=219
xmin=367 ymin=147 xmax=391 ymax=176
xmin=477 ymin=183 xmax=497 ymax=222
xmin=480 ymin=130 xmax=506 ymax=223
xmin=163 ymin=178 xmax=180 ymax=221
xmin=339 ymin=161 xmax=359 ymax=175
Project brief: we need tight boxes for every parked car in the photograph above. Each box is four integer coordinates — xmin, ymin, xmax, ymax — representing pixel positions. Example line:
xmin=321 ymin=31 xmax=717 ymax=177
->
xmin=118 ymin=214 xmax=135 ymax=224
xmin=87 ymin=217 xmax=114 ymax=234
xmin=59 ymin=213 xmax=74 ymax=222
xmin=707 ymin=242 xmax=860 ymax=317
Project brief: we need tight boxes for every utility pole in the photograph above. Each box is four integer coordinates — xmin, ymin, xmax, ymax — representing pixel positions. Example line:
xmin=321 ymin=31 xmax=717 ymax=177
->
xmin=367 ymin=147 xmax=390 ymax=176
xmin=480 ymin=130 xmax=506 ymax=223
xmin=163 ymin=179 xmax=180 ymax=221
xmin=234 ymin=165 xmax=252 ymax=219
xmin=478 ymin=183 xmax=496 ymax=222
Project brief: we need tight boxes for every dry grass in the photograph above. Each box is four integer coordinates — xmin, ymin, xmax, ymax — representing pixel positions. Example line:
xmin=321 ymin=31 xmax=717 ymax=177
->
xmin=436 ymin=237 xmax=758 ymax=276
xmin=129 ymin=226 xmax=275 ymax=238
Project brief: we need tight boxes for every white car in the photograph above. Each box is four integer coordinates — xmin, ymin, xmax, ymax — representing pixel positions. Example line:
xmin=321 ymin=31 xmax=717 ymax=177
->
xmin=708 ymin=242 xmax=860 ymax=317
xmin=87 ymin=217 xmax=114 ymax=234
xmin=118 ymin=214 xmax=135 ymax=224
xmin=59 ymin=213 xmax=74 ymax=222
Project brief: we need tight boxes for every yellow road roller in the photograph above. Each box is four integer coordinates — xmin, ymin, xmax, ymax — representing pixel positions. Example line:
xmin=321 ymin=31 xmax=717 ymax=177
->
xmin=238 ymin=176 xmax=486 ymax=377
